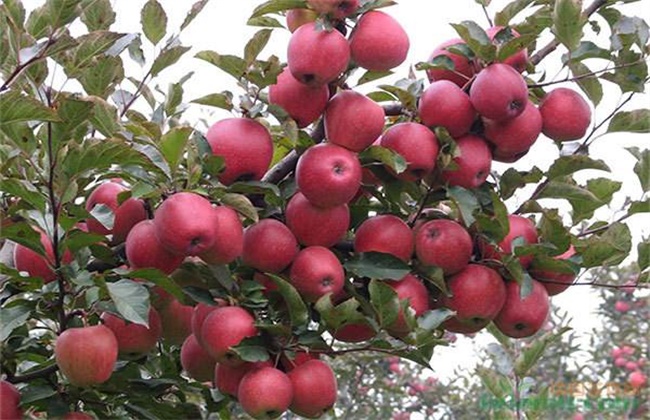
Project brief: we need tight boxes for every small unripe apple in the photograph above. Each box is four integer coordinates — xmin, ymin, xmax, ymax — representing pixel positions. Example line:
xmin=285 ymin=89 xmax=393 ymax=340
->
xmin=354 ymin=214 xmax=414 ymax=262
xmin=418 ymin=80 xmax=476 ymax=138
xmin=55 ymin=325 xmax=118 ymax=386
xmin=470 ymin=63 xmax=528 ymax=121
xmin=440 ymin=134 xmax=492 ymax=189
xmin=349 ymin=10 xmax=409 ymax=71
xmin=100 ymin=308 xmax=162 ymax=358
xmin=269 ymin=67 xmax=330 ymax=128
xmin=242 ymin=219 xmax=299 ymax=273
xmin=201 ymin=306 xmax=258 ymax=365
xmin=181 ymin=334 xmax=217 ymax=382
xmin=539 ymin=88 xmax=591 ymax=141
xmin=288 ymin=360 xmax=338 ymax=418
xmin=238 ymin=367 xmax=293 ymax=419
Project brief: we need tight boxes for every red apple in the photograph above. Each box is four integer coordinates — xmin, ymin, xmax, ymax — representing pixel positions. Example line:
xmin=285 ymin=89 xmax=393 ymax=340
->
xmin=55 ymin=325 xmax=118 ymax=386
xmin=307 ymin=0 xmax=359 ymax=19
xmin=440 ymin=134 xmax=492 ymax=189
xmin=242 ymin=219 xmax=299 ymax=273
xmin=269 ymin=67 xmax=330 ymax=128
xmin=191 ymin=302 xmax=224 ymax=348
xmin=289 ymin=246 xmax=345 ymax=302
xmin=615 ymin=300 xmax=631 ymax=313
xmin=483 ymin=100 xmax=542 ymax=156
xmin=125 ymin=220 xmax=184 ymax=274
xmin=181 ymin=334 xmax=217 ymax=382
xmin=287 ymin=22 xmax=350 ymax=86
xmin=418 ymin=80 xmax=476 ymax=138
xmin=349 ymin=10 xmax=409 ymax=71
xmin=426 ymin=39 xmax=476 ymax=88
xmin=238 ymin=367 xmax=293 ymax=419
xmin=158 ymin=297 xmax=193 ymax=346
xmin=201 ymin=306 xmax=258 ymax=364
xmin=205 ymin=117 xmax=273 ymax=185
xmin=332 ymin=322 xmax=377 ymax=343
xmin=0 ymin=380 xmax=21 ymax=420
xmin=324 ymin=90 xmax=385 ymax=152
xmin=288 ymin=360 xmax=338 ymax=418
xmin=470 ymin=63 xmax=528 ymax=121
xmin=378 ymin=122 xmax=439 ymax=181
xmin=285 ymin=192 xmax=350 ymax=247
xmin=214 ymin=360 xmax=273 ymax=398
xmin=295 ymin=143 xmax=362 ymax=208
xmin=539 ymin=87 xmax=591 ymax=141
xmin=486 ymin=26 xmax=528 ymax=73
xmin=494 ymin=279 xmax=550 ymax=338
xmin=354 ymin=214 xmax=414 ymax=262
xmin=529 ymin=246 xmax=577 ymax=296
xmin=481 ymin=214 xmax=538 ymax=268
xmin=415 ymin=219 xmax=473 ymax=275
xmin=198 ymin=205 xmax=244 ymax=265
xmin=13 ymin=229 xmax=73 ymax=283
xmin=280 ymin=351 xmax=321 ymax=372
xmin=387 ymin=273 xmax=430 ymax=335
xmin=628 ymin=371 xmax=647 ymax=389
xmin=100 ymin=308 xmax=162 ymax=358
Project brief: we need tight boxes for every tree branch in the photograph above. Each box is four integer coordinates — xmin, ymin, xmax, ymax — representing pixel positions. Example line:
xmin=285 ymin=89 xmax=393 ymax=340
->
xmin=0 ymin=35 xmax=58 ymax=93
xmin=5 ymin=364 xmax=59 ymax=384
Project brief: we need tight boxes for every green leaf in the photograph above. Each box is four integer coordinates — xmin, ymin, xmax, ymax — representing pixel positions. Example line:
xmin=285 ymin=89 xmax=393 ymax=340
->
xmin=562 ymin=41 xmax=611 ymax=63
xmin=450 ymin=21 xmax=496 ymax=62
xmin=195 ymin=50 xmax=247 ymax=80
xmin=499 ymin=167 xmax=544 ymax=200
xmin=495 ymin=0 xmax=535 ymax=26
xmin=231 ymin=337 xmax=270 ymax=363
xmin=0 ymin=179 xmax=47 ymax=213
xmin=417 ymin=308 xmax=455 ymax=331
xmin=638 ymin=240 xmax=650 ymax=271
xmin=1 ymin=223 xmax=45 ymax=257
xmin=87 ymin=96 xmax=121 ymax=137
xmin=151 ymin=46 xmax=191 ymax=77
xmin=608 ymin=109 xmax=650 ymax=134
xmin=627 ymin=147 xmax=650 ymax=192
xmin=89 ymin=203 xmax=114 ymax=230
xmin=359 ymin=145 xmax=407 ymax=175
xmin=249 ymin=0 xmax=306 ymax=19
xmin=265 ymin=274 xmax=309 ymax=327
xmin=77 ymin=55 xmax=124 ymax=98
xmin=106 ymin=279 xmax=151 ymax=327
xmin=344 ymin=252 xmax=411 ymax=280
xmin=552 ymin=0 xmax=585 ymax=51
xmin=315 ymin=296 xmax=369 ymax=331
xmin=538 ymin=209 xmax=571 ymax=252
xmin=378 ymin=84 xmax=417 ymax=111
xmin=191 ymin=92 xmax=234 ymax=110
xmin=64 ymin=31 xmax=127 ymax=77
xmin=476 ymin=366 xmax=513 ymax=399
xmin=357 ymin=70 xmax=394 ymax=86
xmin=0 ymin=305 xmax=31 ymax=341
xmin=180 ymin=0 xmax=210 ymax=31
xmin=537 ymin=180 xmax=599 ymax=204
xmin=160 ymin=126 xmax=192 ymax=170
xmin=369 ymin=279 xmax=400 ymax=328
xmin=0 ymin=91 xmax=60 ymax=125
xmin=547 ymin=155 xmax=609 ymax=179
xmin=496 ymin=32 xmax=536 ymax=63
xmin=514 ymin=327 xmax=571 ymax=376
xmin=572 ymin=178 xmax=621 ymax=222
xmin=244 ymin=29 xmax=272 ymax=65
xmin=220 ymin=193 xmax=258 ymax=223
xmin=247 ymin=16 xmax=284 ymax=28
xmin=447 ymin=186 xmax=480 ymax=226
xmin=141 ymin=0 xmax=167 ymax=45
xmin=628 ymin=199 xmax=650 ymax=215
xmin=575 ymin=222 xmax=632 ymax=267
xmin=80 ymin=0 xmax=115 ymax=31
xmin=568 ymin=61 xmax=603 ymax=106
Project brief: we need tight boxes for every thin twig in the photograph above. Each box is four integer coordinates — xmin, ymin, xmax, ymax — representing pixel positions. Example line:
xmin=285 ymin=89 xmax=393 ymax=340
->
xmin=527 ymin=61 xmax=645 ymax=88
xmin=5 ymin=364 xmax=59 ymax=384
xmin=0 ymin=34 xmax=58 ymax=92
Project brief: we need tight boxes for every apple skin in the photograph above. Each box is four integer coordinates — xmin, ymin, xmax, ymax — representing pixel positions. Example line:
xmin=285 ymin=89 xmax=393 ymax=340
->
xmin=426 ymin=39 xmax=476 ymax=88
xmin=286 ymin=9 xmax=318 ymax=33
xmin=354 ymin=214 xmax=414 ymax=262
xmin=324 ymin=90 xmax=385 ymax=152
xmin=13 ymin=230 xmax=73 ymax=283
xmin=486 ymin=26 xmax=528 ymax=73
xmin=55 ymin=325 xmax=118 ymax=387
xmin=238 ymin=367 xmax=293 ymax=419
xmin=285 ymin=192 xmax=350 ymax=247
xmin=469 ymin=63 xmax=529 ymax=122
xmin=214 ymin=360 xmax=273 ymax=398
xmin=201 ymin=306 xmax=258 ymax=365
xmin=153 ymin=192 xmax=220 ymax=256
xmin=191 ymin=302 xmax=225 ymax=348
xmin=483 ymin=100 xmax=542 ymax=156
xmin=307 ymin=0 xmax=359 ymax=19
xmin=158 ymin=297 xmax=194 ymax=346
xmin=280 ymin=351 xmax=320 ymax=372
xmin=100 ymin=308 xmax=162 ymax=358
xmin=539 ymin=88 xmax=591 ymax=141
xmin=332 ymin=322 xmax=377 ymax=343
xmin=439 ymin=264 xmax=507 ymax=332
xmin=494 ymin=279 xmax=550 ymax=338
xmin=288 ymin=360 xmax=338 ymax=418
xmin=386 ymin=273 xmax=430 ymax=335
xmin=481 ymin=214 xmax=538 ymax=268
xmin=85 ymin=180 xmax=147 ymax=244
xmin=295 ymin=143 xmax=362 ymax=208
xmin=242 ymin=219 xmax=299 ymax=273
xmin=205 ymin=118 xmax=274 ymax=185
xmin=529 ymin=246 xmax=577 ymax=296
xmin=415 ymin=219 xmax=473 ymax=275
xmin=440 ymin=134 xmax=492 ymax=189
xmin=349 ymin=10 xmax=409 ymax=71
xmin=269 ymin=67 xmax=330 ymax=128
xmin=125 ymin=220 xmax=184 ymax=274
xmin=198 ymin=206 xmax=244 ymax=265
xmin=289 ymin=246 xmax=345 ymax=302
xmin=180 ymin=334 xmax=217 ymax=382
xmin=628 ymin=371 xmax=647 ymax=389
xmin=378 ymin=122 xmax=439 ymax=182
xmin=491 ymin=147 xmax=530 ymax=163
xmin=0 ymin=380 xmax=21 ymax=420
xmin=287 ymin=22 xmax=350 ymax=86
xmin=418 ymin=80 xmax=476 ymax=138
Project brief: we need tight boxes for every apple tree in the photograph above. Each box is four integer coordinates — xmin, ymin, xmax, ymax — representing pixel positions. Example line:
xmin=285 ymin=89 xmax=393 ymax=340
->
xmin=0 ymin=0 xmax=648 ymax=418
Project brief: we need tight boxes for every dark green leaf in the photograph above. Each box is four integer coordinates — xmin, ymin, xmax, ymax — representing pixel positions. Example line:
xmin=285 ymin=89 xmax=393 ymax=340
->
xmin=160 ymin=126 xmax=192 ymax=170
xmin=151 ymin=46 xmax=191 ymax=76
xmin=180 ymin=0 xmax=210 ymax=31
xmin=369 ymin=279 xmax=400 ymax=328
xmin=499 ymin=167 xmax=544 ymax=200
xmin=141 ymin=0 xmax=167 ymax=45
xmin=87 ymin=96 xmax=121 ymax=137
xmin=627 ymin=147 xmax=650 ymax=191
xmin=450 ymin=21 xmax=496 ymax=62
xmin=514 ymin=327 xmax=571 ymax=376
xmin=244 ymin=29 xmax=272 ymax=65
xmin=232 ymin=337 xmax=270 ymax=362
xmin=191 ymin=92 xmax=234 ymax=110
xmin=0 ymin=179 xmax=47 ymax=213
xmin=78 ymin=56 xmax=124 ymax=98
xmin=495 ymin=0 xmax=535 ymax=26
xmin=573 ymin=178 xmax=621 ymax=222
xmin=1 ymin=223 xmax=45 ymax=256
xmin=0 ymin=91 xmax=60 ymax=125
xmin=315 ymin=296 xmax=369 ymax=331
xmin=126 ymin=268 xmax=185 ymax=302
xmin=547 ymin=155 xmax=609 ymax=179
xmin=538 ymin=209 xmax=571 ymax=252
xmin=357 ymin=70 xmax=394 ymax=86
xmin=568 ymin=61 xmax=603 ymax=106
xmin=415 ymin=55 xmax=456 ymax=72
xmin=552 ymin=0 xmax=585 ymax=51
xmin=601 ymin=51 xmax=647 ymax=93
xmin=80 ymin=0 xmax=115 ymax=31
xmin=537 ymin=180 xmax=599 ymax=204
xmin=359 ymin=145 xmax=407 ymax=175
xmin=195 ymin=50 xmax=247 ymax=80
xmin=608 ymin=109 xmax=650 ymax=134
xmin=249 ymin=0 xmax=306 ymax=19
xmin=344 ymin=252 xmax=411 ymax=280
xmin=575 ymin=222 xmax=632 ymax=267
xmin=628 ymin=199 xmax=650 ymax=215
xmin=562 ymin=41 xmax=611 ymax=62
xmin=0 ymin=306 xmax=31 ymax=341
xmin=265 ymin=274 xmax=309 ymax=327
xmin=106 ymin=279 xmax=150 ymax=327
xmin=496 ymin=32 xmax=536 ymax=63
xmin=638 ymin=241 xmax=650 ymax=271
xmin=378 ymin=84 xmax=417 ymax=111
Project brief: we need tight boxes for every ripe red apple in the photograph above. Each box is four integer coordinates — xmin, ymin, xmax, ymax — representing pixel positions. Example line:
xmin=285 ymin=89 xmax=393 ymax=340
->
xmin=13 ymin=229 xmax=73 ymax=283
xmin=481 ymin=214 xmax=538 ymax=268
xmin=483 ymin=100 xmax=542 ymax=156
xmin=0 ymin=380 xmax=21 ymax=420
xmin=287 ymin=22 xmax=350 ymax=86
xmin=539 ymin=87 xmax=591 ymax=141
xmin=289 ymin=246 xmax=345 ymax=302
xmin=378 ymin=122 xmax=439 ymax=181
xmin=470 ymin=63 xmax=528 ymax=121
xmin=418 ymin=80 xmax=476 ymax=138
xmin=181 ymin=334 xmax=217 ymax=382
xmin=332 ymin=322 xmax=376 ymax=343
xmin=415 ymin=219 xmax=473 ymax=275
xmin=324 ymin=90 xmax=385 ymax=152
xmin=285 ymin=192 xmax=350 ymax=247
xmin=440 ymin=134 xmax=492 ymax=189
xmin=529 ymin=246 xmax=577 ymax=296
xmin=158 ymin=297 xmax=193 ymax=345
xmin=307 ymin=0 xmax=359 ymax=19
xmin=628 ymin=371 xmax=647 ymax=389
xmin=492 ymin=147 xmax=531 ymax=163
xmin=280 ymin=351 xmax=320 ymax=372
xmin=494 ymin=279 xmax=550 ymax=338
xmin=55 ymin=325 xmax=118 ymax=386
xmin=85 ymin=180 xmax=147 ymax=244
xmin=615 ymin=300 xmax=631 ymax=313
xmin=439 ymin=264 xmax=507 ymax=332
xmin=198 ymin=205 xmax=244 ymax=265
xmin=288 ymin=360 xmax=338 ymax=418
xmin=191 ymin=302 xmax=224 ymax=348
xmin=286 ymin=9 xmax=318 ymax=33
xmin=486 ymin=26 xmax=528 ymax=73
xmin=238 ymin=367 xmax=293 ymax=419
xmin=349 ymin=10 xmax=409 ymax=71
xmin=214 ymin=360 xmax=273 ymax=398
xmin=100 ymin=308 xmax=162 ymax=358
xmin=426 ymin=39 xmax=476 ymax=88
xmin=242 ymin=219 xmax=299 ymax=273
xmin=295 ymin=143 xmax=362 ymax=208
xmin=269 ymin=67 xmax=330 ymax=128
xmin=201 ymin=306 xmax=258 ymax=364
xmin=386 ymin=273 xmax=430 ymax=335
xmin=125 ymin=220 xmax=184 ymax=274
xmin=205 ymin=117 xmax=273 ymax=185
xmin=354 ymin=214 xmax=414 ymax=262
